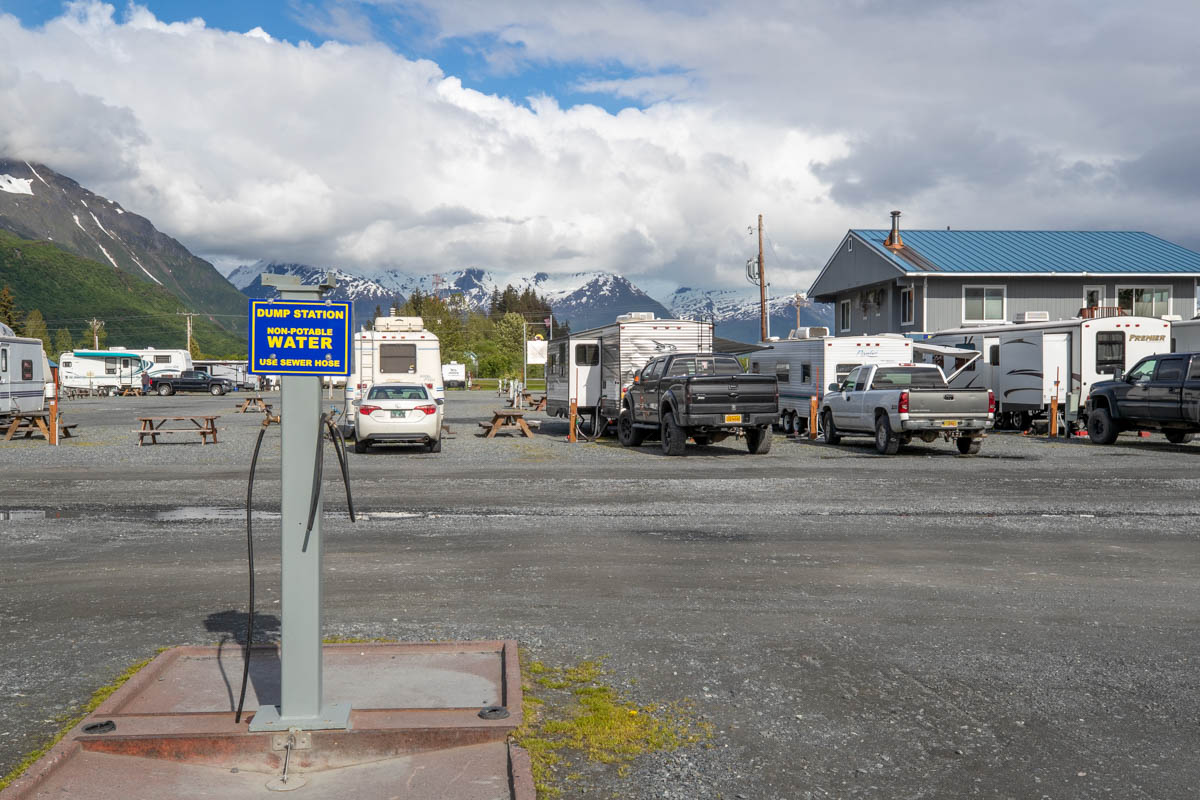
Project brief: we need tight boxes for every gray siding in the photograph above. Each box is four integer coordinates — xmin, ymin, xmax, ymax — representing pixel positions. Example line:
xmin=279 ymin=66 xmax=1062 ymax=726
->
xmin=812 ymin=236 xmax=904 ymax=298
xmin=828 ymin=276 xmax=1198 ymax=336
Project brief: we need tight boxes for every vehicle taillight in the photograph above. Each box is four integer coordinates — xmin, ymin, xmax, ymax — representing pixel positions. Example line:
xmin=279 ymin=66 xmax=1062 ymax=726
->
xmin=415 ymin=404 xmax=438 ymax=415
xmin=987 ymin=389 xmax=996 ymax=415
xmin=358 ymin=404 xmax=381 ymax=416
xmin=425 ymin=382 xmax=433 ymax=389
xmin=685 ymin=382 xmax=691 ymax=405
xmin=898 ymin=390 xmax=909 ymax=414
xmin=357 ymin=383 xmax=367 ymax=390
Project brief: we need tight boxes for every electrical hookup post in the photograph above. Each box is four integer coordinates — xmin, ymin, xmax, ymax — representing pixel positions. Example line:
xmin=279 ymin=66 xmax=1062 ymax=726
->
xmin=247 ymin=274 xmax=353 ymax=731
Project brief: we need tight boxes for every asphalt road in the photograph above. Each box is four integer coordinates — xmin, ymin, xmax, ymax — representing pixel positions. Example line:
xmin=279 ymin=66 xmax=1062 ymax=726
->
xmin=2 ymin=390 xmax=1200 ymax=799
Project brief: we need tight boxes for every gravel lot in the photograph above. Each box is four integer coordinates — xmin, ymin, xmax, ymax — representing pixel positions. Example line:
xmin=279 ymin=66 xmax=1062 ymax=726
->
xmin=3 ymin=389 xmax=1200 ymax=798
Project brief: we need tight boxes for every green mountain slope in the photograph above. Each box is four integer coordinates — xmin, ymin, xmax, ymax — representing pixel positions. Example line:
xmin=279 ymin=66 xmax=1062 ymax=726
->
xmin=0 ymin=159 xmax=247 ymax=335
xmin=0 ymin=230 xmax=245 ymax=357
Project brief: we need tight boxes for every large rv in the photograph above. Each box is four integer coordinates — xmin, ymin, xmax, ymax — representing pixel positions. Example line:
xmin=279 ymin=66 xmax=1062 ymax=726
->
xmin=749 ymin=328 xmax=914 ymax=433
xmin=58 ymin=347 xmax=192 ymax=394
xmin=344 ymin=315 xmax=442 ymax=422
xmin=1171 ymin=318 xmax=1200 ymax=352
xmin=926 ymin=315 xmax=1171 ymax=427
xmin=546 ymin=313 xmax=713 ymax=423
xmin=1 ymin=322 xmax=48 ymax=417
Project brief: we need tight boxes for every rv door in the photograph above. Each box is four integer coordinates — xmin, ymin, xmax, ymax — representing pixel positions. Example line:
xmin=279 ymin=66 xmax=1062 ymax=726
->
xmin=1043 ymin=333 xmax=1069 ymax=405
xmin=570 ymin=340 xmax=602 ymax=408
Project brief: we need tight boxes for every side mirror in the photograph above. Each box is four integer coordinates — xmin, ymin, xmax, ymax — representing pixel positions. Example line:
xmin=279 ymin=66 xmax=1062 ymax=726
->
xmin=828 ymin=383 xmax=839 ymax=392
xmin=1112 ymin=367 xmax=1124 ymax=381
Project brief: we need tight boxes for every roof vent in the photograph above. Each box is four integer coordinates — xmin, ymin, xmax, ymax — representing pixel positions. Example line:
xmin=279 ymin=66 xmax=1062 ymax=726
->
xmin=884 ymin=210 xmax=903 ymax=249
xmin=616 ymin=312 xmax=656 ymax=322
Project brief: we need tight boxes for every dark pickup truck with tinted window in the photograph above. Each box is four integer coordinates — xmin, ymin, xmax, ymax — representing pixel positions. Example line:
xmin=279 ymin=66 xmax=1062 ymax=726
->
xmin=617 ymin=352 xmax=778 ymax=455
xmin=147 ymin=370 xmax=234 ymax=397
xmin=1086 ymin=352 xmax=1200 ymax=444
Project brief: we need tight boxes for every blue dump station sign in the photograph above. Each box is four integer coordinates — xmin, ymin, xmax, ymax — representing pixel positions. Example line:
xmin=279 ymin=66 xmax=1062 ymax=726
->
xmin=248 ymin=300 xmax=352 ymax=375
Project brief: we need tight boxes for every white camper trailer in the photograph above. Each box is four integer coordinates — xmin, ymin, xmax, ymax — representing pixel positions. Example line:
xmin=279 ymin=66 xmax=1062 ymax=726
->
xmin=1171 ymin=318 xmax=1200 ymax=352
xmin=58 ymin=347 xmax=192 ymax=394
xmin=442 ymin=361 xmax=467 ymax=388
xmin=926 ymin=315 xmax=1171 ymax=427
xmin=344 ymin=315 xmax=442 ymax=423
xmin=0 ymin=323 xmax=48 ymax=418
xmin=546 ymin=313 xmax=713 ymax=423
xmin=749 ymin=328 xmax=914 ymax=433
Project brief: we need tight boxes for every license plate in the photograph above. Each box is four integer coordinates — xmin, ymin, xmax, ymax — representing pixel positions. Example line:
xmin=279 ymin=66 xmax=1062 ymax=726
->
xmin=725 ymin=414 xmax=743 ymax=424
xmin=941 ymin=420 xmax=958 ymax=428
xmin=390 ymin=410 xmax=407 ymax=419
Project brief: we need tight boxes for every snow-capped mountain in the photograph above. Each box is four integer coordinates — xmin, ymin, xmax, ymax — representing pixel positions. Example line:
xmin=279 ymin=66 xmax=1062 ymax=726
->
xmin=229 ymin=260 xmax=831 ymax=341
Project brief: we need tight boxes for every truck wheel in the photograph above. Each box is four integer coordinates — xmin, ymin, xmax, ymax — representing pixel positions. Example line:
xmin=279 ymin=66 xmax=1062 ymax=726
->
xmin=617 ymin=408 xmax=645 ymax=447
xmin=210 ymin=384 xmax=225 ymax=396
xmin=821 ymin=410 xmax=841 ymax=445
xmin=956 ymin=436 xmax=982 ymax=455
xmin=746 ymin=426 xmax=773 ymax=454
xmin=1087 ymin=407 xmax=1118 ymax=445
xmin=660 ymin=414 xmax=687 ymax=456
xmin=158 ymin=384 xmax=174 ymax=397
xmin=874 ymin=415 xmax=900 ymax=455
xmin=1165 ymin=430 xmax=1194 ymax=444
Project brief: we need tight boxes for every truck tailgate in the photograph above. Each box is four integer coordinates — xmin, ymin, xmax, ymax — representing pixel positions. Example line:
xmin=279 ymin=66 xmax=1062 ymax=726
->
xmin=687 ymin=375 xmax=778 ymax=415
xmin=906 ymin=388 xmax=990 ymax=416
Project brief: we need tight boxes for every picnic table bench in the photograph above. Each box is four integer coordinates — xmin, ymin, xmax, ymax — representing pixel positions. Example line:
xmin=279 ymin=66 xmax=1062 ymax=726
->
xmin=236 ymin=395 xmax=273 ymax=413
xmin=478 ymin=409 xmax=540 ymax=438
xmin=119 ymin=386 xmax=144 ymax=397
xmin=3 ymin=412 xmax=78 ymax=442
xmin=136 ymin=416 xmax=220 ymax=445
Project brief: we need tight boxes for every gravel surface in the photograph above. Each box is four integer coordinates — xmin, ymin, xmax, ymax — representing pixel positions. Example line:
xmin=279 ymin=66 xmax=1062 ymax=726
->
xmin=3 ymin=390 xmax=1200 ymax=798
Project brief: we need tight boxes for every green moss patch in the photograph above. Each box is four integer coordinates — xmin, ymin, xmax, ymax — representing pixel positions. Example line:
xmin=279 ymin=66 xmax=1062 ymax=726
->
xmin=0 ymin=651 xmax=159 ymax=791
xmin=514 ymin=654 xmax=713 ymax=798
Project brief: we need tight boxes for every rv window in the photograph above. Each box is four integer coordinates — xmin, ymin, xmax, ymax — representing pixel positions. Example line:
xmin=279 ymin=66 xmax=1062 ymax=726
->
xmin=835 ymin=363 xmax=860 ymax=382
xmin=953 ymin=344 xmax=976 ymax=372
xmin=801 ymin=363 xmax=812 ymax=383
xmin=379 ymin=343 xmax=417 ymax=374
xmin=750 ymin=361 xmax=760 ymax=374
xmin=1095 ymin=332 xmax=1125 ymax=375
xmin=775 ymin=363 xmax=790 ymax=382
xmin=989 ymin=345 xmax=999 ymax=366
xmin=1155 ymin=357 xmax=1186 ymax=383
xmin=155 ymin=355 xmax=171 ymax=364
xmin=105 ymin=357 xmax=117 ymax=375
xmin=575 ymin=344 xmax=599 ymax=366
xmin=62 ymin=360 xmax=72 ymax=369
xmin=21 ymin=360 xmax=33 ymax=381
xmin=1 ymin=350 xmax=6 ymax=371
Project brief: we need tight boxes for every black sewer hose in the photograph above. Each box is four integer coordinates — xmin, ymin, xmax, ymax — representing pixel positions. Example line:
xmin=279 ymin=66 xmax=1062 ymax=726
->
xmin=238 ymin=412 xmax=358 ymax=724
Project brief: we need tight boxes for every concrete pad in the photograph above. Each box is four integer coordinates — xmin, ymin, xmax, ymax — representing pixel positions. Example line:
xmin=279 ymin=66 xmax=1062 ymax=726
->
xmin=2 ymin=642 xmax=533 ymax=800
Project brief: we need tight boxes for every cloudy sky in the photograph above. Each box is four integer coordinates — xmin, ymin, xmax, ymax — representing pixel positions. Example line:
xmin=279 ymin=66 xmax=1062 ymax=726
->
xmin=1 ymin=1 xmax=1198 ymax=295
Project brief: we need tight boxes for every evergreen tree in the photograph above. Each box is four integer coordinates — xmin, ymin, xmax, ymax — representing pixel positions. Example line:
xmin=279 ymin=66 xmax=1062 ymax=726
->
xmin=53 ymin=328 xmax=74 ymax=357
xmin=22 ymin=308 xmax=51 ymax=353
xmin=0 ymin=285 xmax=22 ymax=330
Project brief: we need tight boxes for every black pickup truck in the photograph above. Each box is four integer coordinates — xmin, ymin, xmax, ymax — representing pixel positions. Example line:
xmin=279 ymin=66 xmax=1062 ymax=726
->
xmin=1086 ymin=352 xmax=1200 ymax=444
xmin=147 ymin=370 xmax=235 ymax=396
xmin=617 ymin=352 xmax=779 ymax=455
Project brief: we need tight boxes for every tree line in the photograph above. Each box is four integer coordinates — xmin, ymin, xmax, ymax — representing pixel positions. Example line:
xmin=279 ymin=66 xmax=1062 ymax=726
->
xmin=0 ymin=285 xmax=90 ymax=356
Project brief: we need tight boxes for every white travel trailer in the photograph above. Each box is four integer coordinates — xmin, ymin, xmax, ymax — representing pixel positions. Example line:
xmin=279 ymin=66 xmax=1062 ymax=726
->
xmin=442 ymin=361 xmax=467 ymax=388
xmin=926 ymin=315 xmax=1171 ymax=427
xmin=58 ymin=347 xmax=192 ymax=394
xmin=343 ymin=315 xmax=442 ymax=423
xmin=1 ymin=323 xmax=48 ymax=417
xmin=546 ymin=313 xmax=713 ymax=423
xmin=1170 ymin=318 xmax=1200 ymax=352
xmin=749 ymin=328 xmax=915 ymax=433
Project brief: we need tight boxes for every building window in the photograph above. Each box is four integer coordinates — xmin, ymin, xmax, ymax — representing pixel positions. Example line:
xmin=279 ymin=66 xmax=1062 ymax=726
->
xmin=1083 ymin=285 xmax=1105 ymax=312
xmin=900 ymin=287 xmax=914 ymax=326
xmin=1194 ymin=279 xmax=1200 ymax=319
xmin=962 ymin=286 xmax=1006 ymax=323
xmin=839 ymin=300 xmax=851 ymax=332
xmin=1117 ymin=286 xmax=1170 ymax=318
xmin=847 ymin=238 xmax=853 ymax=253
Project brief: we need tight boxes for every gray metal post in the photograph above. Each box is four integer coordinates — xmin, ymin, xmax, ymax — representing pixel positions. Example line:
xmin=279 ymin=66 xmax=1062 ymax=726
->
xmin=250 ymin=274 xmax=350 ymax=732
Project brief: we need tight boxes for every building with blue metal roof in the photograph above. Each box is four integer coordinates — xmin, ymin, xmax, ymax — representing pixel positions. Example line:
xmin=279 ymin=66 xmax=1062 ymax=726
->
xmin=808 ymin=212 xmax=1200 ymax=336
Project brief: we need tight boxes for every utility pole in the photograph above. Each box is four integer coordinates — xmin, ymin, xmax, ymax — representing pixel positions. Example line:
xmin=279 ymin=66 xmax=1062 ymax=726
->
xmin=88 ymin=318 xmax=104 ymax=349
xmin=178 ymin=312 xmax=196 ymax=353
xmin=757 ymin=214 xmax=767 ymax=342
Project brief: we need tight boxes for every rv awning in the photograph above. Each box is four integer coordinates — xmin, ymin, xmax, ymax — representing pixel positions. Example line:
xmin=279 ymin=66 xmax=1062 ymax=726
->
xmin=912 ymin=341 xmax=981 ymax=383
xmin=714 ymin=336 xmax=769 ymax=355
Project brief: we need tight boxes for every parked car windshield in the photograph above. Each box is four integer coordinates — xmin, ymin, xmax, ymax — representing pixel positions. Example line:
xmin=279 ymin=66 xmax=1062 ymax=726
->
xmin=870 ymin=367 xmax=948 ymax=389
xmin=368 ymin=385 xmax=429 ymax=400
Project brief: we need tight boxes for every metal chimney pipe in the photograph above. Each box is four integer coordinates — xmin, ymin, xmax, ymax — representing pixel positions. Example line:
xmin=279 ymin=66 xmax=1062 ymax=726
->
xmin=886 ymin=210 xmax=903 ymax=249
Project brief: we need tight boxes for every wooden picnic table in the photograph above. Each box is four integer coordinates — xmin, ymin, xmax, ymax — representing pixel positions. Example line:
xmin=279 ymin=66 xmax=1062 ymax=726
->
xmin=137 ymin=416 xmax=220 ymax=446
xmin=119 ymin=386 xmax=144 ymax=397
xmin=478 ymin=409 xmax=539 ymax=439
xmin=3 ymin=412 xmax=78 ymax=442
xmin=235 ymin=395 xmax=273 ymax=413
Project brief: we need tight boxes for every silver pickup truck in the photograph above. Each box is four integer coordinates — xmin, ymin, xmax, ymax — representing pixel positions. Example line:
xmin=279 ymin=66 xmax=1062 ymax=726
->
xmin=821 ymin=363 xmax=994 ymax=455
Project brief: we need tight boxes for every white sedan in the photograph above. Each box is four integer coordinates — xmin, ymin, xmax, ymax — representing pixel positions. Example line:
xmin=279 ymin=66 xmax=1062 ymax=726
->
xmin=353 ymin=383 xmax=443 ymax=453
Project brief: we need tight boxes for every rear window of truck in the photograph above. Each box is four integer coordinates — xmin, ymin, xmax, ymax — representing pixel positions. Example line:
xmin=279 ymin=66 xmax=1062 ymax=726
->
xmin=870 ymin=367 xmax=948 ymax=389
xmin=666 ymin=356 xmax=743 ymax=377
